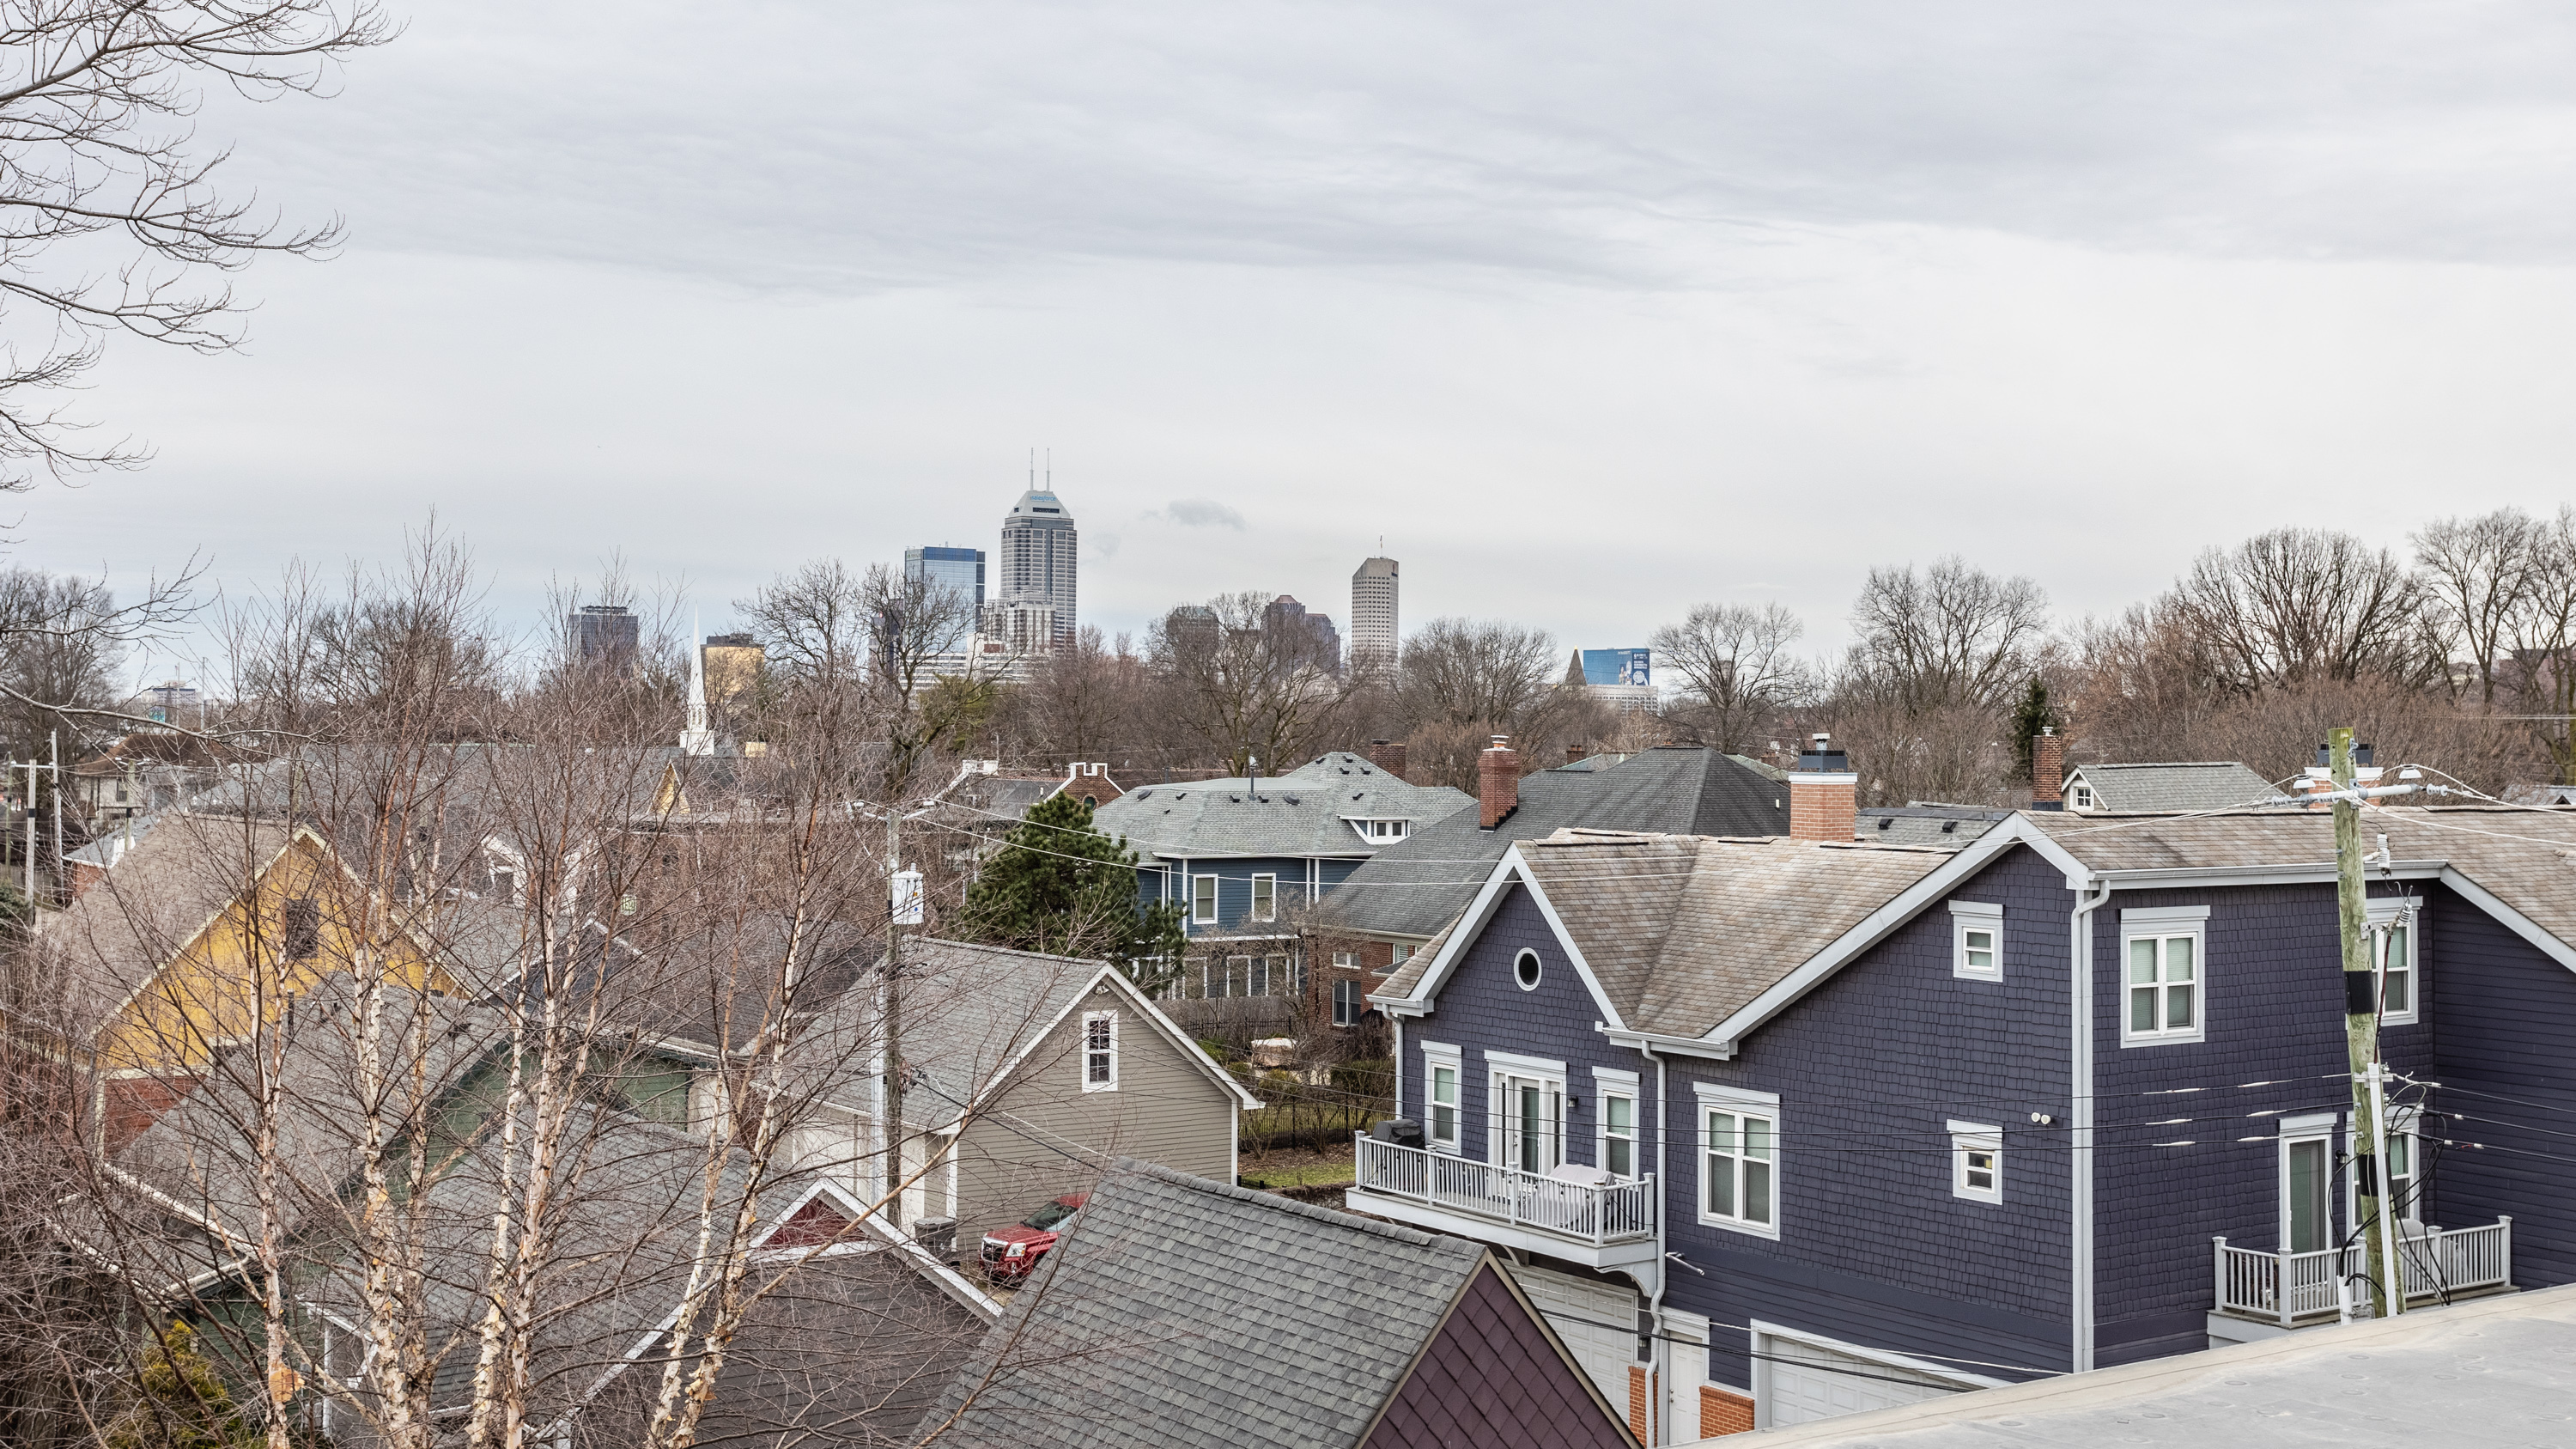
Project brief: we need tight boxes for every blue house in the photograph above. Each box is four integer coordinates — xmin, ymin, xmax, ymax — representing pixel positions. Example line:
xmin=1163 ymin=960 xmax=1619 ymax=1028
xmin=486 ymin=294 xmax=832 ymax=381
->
xmin=1352 ymin=771 xmax=2576 ymax=1441
xmin=1091 ymin=752 xmax=1473 ymax=998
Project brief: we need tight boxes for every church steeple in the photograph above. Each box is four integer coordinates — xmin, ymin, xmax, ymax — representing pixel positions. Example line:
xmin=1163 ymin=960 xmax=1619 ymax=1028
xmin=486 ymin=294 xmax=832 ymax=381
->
xmin=680 ymin=612 xmax=716 ymax=756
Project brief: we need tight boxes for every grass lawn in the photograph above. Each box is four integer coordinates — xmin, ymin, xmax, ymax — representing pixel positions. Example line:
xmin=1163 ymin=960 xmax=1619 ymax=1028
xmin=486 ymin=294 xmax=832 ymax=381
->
xmin=1237 ymin=1141 xmax=1355 ymax=1191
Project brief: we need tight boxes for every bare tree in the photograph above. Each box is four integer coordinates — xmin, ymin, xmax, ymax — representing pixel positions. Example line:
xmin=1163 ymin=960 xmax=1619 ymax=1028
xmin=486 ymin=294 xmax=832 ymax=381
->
xmin=2171 ymin=528 xmax=2433 ymax=694
xmin=0 ymin=0 xmax=392 ymax=483
xmin=2415 ymin=508 xmax=2543 ymax=707
xmin=1849 ymin=557 xmax=2049 ymax=711
xmin=1649 ymin=602 xmax=1809 ymax=752
xmin=1151 ymin=593 xmax=1363 ymax=776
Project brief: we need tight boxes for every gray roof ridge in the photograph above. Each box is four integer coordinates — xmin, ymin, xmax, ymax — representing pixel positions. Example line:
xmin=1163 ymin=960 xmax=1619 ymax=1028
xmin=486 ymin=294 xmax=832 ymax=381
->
xmin=909 ymin=935 xmax=1108 ymax=969
xmin=1105 ymin=1155 xmax=1474 ymax=1256
xmin=2077 ymin=760 xmax=2258 ymax=770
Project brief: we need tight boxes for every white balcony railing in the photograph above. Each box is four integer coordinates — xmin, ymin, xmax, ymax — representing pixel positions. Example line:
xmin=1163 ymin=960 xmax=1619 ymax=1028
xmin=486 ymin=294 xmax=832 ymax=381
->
xmin=2214 ymin=1218 xmax=2512 ymax=1326
xmin=1352 ymin=1135 xmax=1656 ymax=1247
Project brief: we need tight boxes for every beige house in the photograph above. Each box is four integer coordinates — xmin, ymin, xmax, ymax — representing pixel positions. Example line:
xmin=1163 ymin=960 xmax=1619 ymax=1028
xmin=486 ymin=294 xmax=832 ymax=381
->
xmin=664 ymin=938 xmax=1260 ymax=1258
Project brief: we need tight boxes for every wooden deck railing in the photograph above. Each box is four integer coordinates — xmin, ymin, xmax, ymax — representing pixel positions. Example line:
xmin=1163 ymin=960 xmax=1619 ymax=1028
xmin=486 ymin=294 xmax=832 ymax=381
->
xmin=2214 ymin=1218 xmax=2512 ymax=1326
xmin=1352 ymin=1135 xmax=1656 ymax=1247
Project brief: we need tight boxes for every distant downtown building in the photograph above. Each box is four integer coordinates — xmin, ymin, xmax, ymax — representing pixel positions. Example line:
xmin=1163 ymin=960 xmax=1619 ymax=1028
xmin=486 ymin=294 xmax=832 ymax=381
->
xmin=998 ymin=485 xmax=1077 ymax=647
xmin=904 ymin=545 xmax=987 ymax=610
xmin=1349 ymin=556 xmax=1398 ymax=665
xmin=570 ymin=604 xmax=640 ymax=673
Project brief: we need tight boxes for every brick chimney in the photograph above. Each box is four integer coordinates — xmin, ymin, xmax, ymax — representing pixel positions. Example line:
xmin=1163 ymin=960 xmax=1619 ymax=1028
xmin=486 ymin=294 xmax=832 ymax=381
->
xmin=2031 ymin=727 xmax=2064 ymax=811
xmin=1566 ymin=743 xmax=1589 ymax=764
xmin=1479 ymin=735 xmax=1520 ymax=830
xmin=1365 ymin=739 xmax=1408 ymax=780
xmin=1789 ymin=733 xmax=1857 ymax=843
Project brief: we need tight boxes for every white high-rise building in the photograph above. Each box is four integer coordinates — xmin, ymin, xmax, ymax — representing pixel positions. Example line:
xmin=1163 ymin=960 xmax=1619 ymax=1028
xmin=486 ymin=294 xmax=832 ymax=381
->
xmin=1351 ymin=556 xmax=1399 ymax=666
xmin=998 ymin=487 xmax=1077 ymax=648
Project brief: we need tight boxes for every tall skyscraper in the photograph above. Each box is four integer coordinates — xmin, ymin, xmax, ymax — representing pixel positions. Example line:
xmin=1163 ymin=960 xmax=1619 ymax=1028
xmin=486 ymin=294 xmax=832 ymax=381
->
xmin=904 ymin=545 xmax=986 ymax=610
xmin=570 ymin=604 xmax=640 ymax=673
xmin=1350 ymin=556 xmax=1399 ymax=665
xmin=999 ymin=485 xmax=1077 ymax=647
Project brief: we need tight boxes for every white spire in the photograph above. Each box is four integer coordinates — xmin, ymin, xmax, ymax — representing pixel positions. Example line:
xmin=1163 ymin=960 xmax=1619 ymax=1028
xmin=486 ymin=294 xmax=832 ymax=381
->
xmin=680 ymin=610 xmax=715 ymax=756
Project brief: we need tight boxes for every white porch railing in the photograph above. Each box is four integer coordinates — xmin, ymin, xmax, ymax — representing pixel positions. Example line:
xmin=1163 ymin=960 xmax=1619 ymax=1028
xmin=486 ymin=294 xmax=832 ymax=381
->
xmin=1353 ymin=1135 xmax=1656 ymax=1247
xmin=2214 ymin=1218 xmax=2512 ymax=1326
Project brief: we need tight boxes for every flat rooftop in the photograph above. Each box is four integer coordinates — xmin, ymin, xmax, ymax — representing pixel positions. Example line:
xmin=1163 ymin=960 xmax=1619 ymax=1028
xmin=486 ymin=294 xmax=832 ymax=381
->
xmin=1697 ymin=1285 xmax=2576 ymax=1447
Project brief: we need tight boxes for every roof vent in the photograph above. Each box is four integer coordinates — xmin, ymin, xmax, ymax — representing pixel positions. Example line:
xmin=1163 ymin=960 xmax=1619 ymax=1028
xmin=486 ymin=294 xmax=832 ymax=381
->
xmin=1941 ymin=819 xmax=1959 ymax=834
xmin=1875 ymin=817 xmax=1893 ymax=831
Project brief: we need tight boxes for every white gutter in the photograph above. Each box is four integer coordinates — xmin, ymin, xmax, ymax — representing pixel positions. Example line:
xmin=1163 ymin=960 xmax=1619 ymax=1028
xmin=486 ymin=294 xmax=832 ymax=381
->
xmin=2069 ymin=874 xmax=2111 ymax=1374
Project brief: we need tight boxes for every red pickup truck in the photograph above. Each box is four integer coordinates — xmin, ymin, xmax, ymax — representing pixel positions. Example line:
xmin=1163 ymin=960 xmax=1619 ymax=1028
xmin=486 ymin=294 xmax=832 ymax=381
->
xmin=979 ymin=1193 xmax=1085 ymax=1282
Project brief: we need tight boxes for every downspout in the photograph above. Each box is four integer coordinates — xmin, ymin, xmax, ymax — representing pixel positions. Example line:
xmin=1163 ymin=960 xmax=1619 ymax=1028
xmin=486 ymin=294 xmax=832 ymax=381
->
xmin=1641 ymin=1038 xmax=1671 ymax=1445
xmin=2070 ymin=876 xmax=2111 ymax=1374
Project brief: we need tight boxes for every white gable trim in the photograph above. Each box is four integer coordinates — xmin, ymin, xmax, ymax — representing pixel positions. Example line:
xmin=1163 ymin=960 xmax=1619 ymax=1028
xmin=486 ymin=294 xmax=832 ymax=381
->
xmin=1685 ymin=816 xmax=2089 ymax=1053
xmin=985 ymin=962 xmax=1263 ymax=1112
xmin=2439 ymin=866 xmax=2576 ymax=974
xmin=1373 ymin=846 xmax=1628 ymax=1031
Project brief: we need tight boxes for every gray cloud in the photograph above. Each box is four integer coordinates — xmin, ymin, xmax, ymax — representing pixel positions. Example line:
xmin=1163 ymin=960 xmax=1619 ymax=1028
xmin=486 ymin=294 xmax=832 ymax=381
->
xmin=1156 ymin=500 xmax=1247 ymax=530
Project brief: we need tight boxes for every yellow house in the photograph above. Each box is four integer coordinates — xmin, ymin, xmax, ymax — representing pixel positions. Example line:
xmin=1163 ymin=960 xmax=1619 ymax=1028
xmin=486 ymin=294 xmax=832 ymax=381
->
xmin=34 ymin=813 xmax=463 ymax=1084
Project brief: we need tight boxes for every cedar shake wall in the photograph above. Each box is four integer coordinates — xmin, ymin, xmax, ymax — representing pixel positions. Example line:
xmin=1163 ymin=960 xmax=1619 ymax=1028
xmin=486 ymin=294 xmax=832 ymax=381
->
xmin=2424 ymin=883 xmax=2576 ymax=1292
xmin=1665 ymin=845 xmax=2075 ymax=1388
xmin=2086 ymin=881 xmax=2441 ymax=1365
xmin=1362 ymin=1263 xmax=1634 ymax=1449
xmin=1400 ymin=885 xmax=1657 ymax=1179
xmin=951 ymin=1003 xmax=1238 ymax=1251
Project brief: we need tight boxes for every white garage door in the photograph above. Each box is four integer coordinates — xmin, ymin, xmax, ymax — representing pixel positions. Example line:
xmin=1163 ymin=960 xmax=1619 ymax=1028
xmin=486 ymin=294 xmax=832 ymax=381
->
xmin=1511 ymin=1265 xmax=1639 ymax=1409
xmin=1758 ymin=1334 xmax=1961 ymax=1428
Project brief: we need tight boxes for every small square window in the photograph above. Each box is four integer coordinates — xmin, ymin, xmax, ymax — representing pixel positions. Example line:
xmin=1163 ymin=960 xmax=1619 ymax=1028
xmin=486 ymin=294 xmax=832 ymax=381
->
xmin=1950 ymin=902 xmax=2002 ymax=982
xmin=1332 ymin=951 xmax=1357 ymax=971
xmin=1950 ymin=1121 xmax=2002 ymax=1203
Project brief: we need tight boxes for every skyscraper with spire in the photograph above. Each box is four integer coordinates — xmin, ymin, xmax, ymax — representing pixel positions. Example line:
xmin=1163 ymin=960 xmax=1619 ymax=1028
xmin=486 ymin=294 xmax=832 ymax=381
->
xmin=997 ymin=462 xmax=1077 ymax=649
xmin=1351 ymin=555 xmax=1399 ymax=667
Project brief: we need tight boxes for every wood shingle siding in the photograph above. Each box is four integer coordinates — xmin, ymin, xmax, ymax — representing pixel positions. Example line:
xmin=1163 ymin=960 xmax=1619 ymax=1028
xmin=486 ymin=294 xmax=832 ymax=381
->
xmin=1362 ymin=1263 xmax=1637 ymax=1449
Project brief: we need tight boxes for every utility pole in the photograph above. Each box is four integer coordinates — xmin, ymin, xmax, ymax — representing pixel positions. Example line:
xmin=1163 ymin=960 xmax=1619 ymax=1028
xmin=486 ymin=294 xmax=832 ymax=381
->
xmin=884 ymin=802 xmax=909 ymax=1230
xmin=2331 ymin=728 xmax=2399 ymax=1318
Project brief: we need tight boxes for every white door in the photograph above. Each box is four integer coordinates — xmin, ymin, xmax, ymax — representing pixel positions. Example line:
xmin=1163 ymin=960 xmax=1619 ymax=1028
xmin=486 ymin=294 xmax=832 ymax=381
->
xmin=1513 ymin=1265 xmax=1638 ymax=1410
xmin=1758 ymin=1334 xmax=1957 ymax=1428
xmin=1497 ymin=1074 xmax=1564 ymax=1175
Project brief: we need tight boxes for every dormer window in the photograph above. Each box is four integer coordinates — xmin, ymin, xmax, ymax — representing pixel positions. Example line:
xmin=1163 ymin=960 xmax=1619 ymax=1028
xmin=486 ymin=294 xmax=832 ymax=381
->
xmin=1355 ymin=819 xmax=1410 ymax=843
xmin=2069 ymin=780 xmax=2096 ymax=812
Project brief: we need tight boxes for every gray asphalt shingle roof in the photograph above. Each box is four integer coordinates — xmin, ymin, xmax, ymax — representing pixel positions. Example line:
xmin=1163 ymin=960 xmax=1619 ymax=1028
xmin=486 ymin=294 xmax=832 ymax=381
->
xmin=1091 ymin=752 xmax=1473 ymax=861
xmin=1321 ymin=746 xmax=1790 ymax=941
xmin=2065 ymin=761 xmax=2287 ymax=812
xmin=914 ymin=1158 xmax=1489 ymax=1449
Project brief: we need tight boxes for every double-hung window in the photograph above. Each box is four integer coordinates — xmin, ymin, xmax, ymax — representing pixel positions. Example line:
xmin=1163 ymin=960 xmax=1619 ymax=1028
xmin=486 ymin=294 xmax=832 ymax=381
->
xmin=2120 ymin=906 xmax=2209 ymax=1046
xmin=1190 ymin=874 xmax=1218 ymax=925
xmin=1949 ymin=1120 xmax=2002 ymax=1203
xmin=1250 ymin=874 xmax=1278 ymax=922
xmin=2367 ymin=899 xmax=2420 ymax=1026
xmin=1333 ymin=979 xmax=1364 ymax=1026
xmin=1595 ymin=1068 xmax=1641 ymax=1180
xmin=1423 ymin=1043 xmax=1462 ymax=1154
xmin=1695 ymin=1083 xmax=1780 ymax=1239
xmin=1950 ymin=901 xmax=2002 ymax=982
xmin=1081 ymin=1012 xmax=1118 ymax=1092
xmin=1389 ymin=945 xmax=1412 ymax=967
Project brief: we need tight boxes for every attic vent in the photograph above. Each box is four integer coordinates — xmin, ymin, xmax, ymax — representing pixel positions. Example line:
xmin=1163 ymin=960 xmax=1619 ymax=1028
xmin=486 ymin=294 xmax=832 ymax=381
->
xmin=1875 ymin=818 xmax=1893 ymax=831
xmin=1285 ymin=795 xmax=1302 ymax=805
xmin=1941 ymin=819 xmax=1959 ymax=834
xmin=1229 ymin=795 xmax=1242 ymax=803
xmin=1135 ymin=789 xmax=1152 ymax=799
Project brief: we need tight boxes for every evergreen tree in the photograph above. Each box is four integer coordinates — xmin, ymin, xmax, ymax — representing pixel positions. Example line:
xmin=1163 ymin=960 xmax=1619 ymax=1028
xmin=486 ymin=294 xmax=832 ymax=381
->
xmin=962 ymin=794 xmax=1185 ymax=984
xmin=2008 ymin=676 xmax=2063 ymax=785
xmin=104 ymin=1321 xmax=261 ymax=1449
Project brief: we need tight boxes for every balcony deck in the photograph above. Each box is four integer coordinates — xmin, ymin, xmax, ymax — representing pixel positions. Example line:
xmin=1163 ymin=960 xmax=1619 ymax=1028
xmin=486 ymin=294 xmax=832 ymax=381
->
xmin=2214 ymin=1218 xmax=2512 ymax=1328
xmin=1345 ymin=1135 xmax=1660 ymax=1282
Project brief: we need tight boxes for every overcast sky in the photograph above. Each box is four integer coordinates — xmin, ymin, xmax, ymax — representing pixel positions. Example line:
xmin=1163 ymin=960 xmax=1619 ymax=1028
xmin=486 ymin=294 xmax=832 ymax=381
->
xmin=17 ymin=1 xmax=2576 ymax=679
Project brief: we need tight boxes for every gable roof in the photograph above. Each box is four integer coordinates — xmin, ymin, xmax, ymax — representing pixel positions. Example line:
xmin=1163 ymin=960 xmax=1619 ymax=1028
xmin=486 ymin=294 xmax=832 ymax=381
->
xmin=915 ymin=1159 xmax=1618 ymax=1449
xmin=1321 ymin=746 xmax=1790 ymax=940
xmin=2064 ymin=761 xmax=2287 ymax=812
xmin=1092 ymin=752 xmax=1474 ymax=861
xmin=1379 ymin=830 xmax=1968 ymax=1039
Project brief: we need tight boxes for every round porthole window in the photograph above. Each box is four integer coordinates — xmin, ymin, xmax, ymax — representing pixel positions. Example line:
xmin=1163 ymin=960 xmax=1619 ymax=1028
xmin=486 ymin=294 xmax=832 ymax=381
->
xmin=1514 ymin=950 xmax=1542 ymax=991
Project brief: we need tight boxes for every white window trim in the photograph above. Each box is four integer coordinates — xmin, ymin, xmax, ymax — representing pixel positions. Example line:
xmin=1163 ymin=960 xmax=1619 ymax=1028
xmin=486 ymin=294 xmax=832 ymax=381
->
xmin=1422 ymin=1041 xmax=1463 ymax=1155
xmin=1249 ymin=873 xmax=1278 ymax=922
xmin=1948 ymin=1119 xmax=2002 ymax=1203
xmin=2366 ymin=898 xmax=2421 ymax=1026
xmin=1513 ymin=948 xmax=1543 ymax=991
xmin=2068 ymin=778 xmax=2097 ymax=812
xmin=2345 ymin=1105 xmax=2424 ymax=1229
xmin=1693 ymin=1081 xmax=1783 ymax=1241
xmin=1487 ymin=1057 xmax=1569 ymax=1174
xmin=1189 ymin=873 xmax=1218 ymax=925
xmin=2278 ymin=1111 xmax=2337 ymax=1253
xmin=1949 ymin=901 xmax=2003 ymax=982
xmin=1079 ymin=1010 xmax=1118 ymax=1093
xmin=2119 ymin=905 xmax=2210 ymax=1048
xmin=1596 ymin=1068 xmax=1642 ymax=1181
